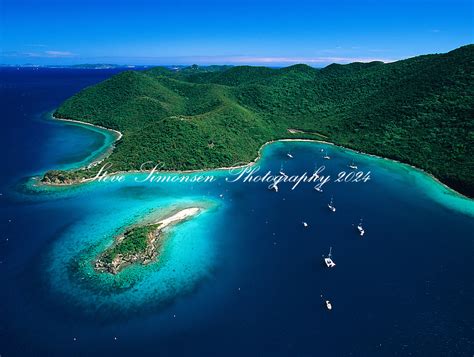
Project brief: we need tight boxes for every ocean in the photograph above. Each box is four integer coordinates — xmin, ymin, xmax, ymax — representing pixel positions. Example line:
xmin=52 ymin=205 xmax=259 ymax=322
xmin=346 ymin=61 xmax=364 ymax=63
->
xmin=0 ymin=68 xmax=473 ymax=356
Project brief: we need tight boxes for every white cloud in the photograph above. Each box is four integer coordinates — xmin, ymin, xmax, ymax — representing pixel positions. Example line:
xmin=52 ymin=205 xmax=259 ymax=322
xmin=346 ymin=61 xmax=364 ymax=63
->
xmin=2 ymin=50 xmax=76 ymax=58
xmin=44 ymin=51 xmax=75 ymax=57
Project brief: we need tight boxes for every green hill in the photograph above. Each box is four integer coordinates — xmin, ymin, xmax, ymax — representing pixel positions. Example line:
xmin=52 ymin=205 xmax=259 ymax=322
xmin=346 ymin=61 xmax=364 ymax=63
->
xmin=49 ymin=45 xmax=474 ymax=197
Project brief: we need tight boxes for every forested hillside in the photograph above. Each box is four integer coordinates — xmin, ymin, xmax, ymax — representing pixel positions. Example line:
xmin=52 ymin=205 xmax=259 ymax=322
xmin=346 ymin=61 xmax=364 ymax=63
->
xmin=50 ymin=45 xmax=474 ymax=196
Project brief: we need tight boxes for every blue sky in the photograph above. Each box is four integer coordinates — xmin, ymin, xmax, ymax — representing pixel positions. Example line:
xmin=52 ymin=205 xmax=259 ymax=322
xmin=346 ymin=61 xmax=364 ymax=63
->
xmin=1 ymin=0 xmax=472 ymax=66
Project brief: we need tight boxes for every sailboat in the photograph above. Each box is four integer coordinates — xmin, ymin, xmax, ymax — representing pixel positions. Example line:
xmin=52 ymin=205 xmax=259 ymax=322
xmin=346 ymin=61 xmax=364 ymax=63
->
xmin=357 ymin=219 xmax=365 ymax=236
xmin=323 ymin=150 xmax=331 ymax=160
xmin=326 ymin=300 xmax=333 ymax=310
xmin=328 ymin=197 xmax=336 ymax=212
xmin=269 ymin=183 xmax=279 ymax=192
xmin=324 ymin=247 xmax=336 ymax=268
xmin=313 ymin=163 xmax=320 ymax=179
xmin=349 ymin=160 xmax=358 ymax=169
xmin=279 ymin=163 xmax=286 ymax=176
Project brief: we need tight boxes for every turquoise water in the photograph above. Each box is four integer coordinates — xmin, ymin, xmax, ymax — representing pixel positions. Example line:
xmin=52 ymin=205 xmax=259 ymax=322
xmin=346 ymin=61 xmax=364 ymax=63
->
xmin=27 ymin=138 xmax=474 ymax=320
xmin=43 ymin=118 xmax=119 ymax=172
xmin=45 ymin=191 xmax=223 ymax=317
xmin=322 ymin=143 xmax=474 ymax=217
xmin=1 ymin=69 xmax=473 ymax=356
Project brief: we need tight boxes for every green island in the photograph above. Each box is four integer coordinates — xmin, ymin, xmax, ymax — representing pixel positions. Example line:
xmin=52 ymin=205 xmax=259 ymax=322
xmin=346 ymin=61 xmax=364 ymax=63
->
xmin=95 ymin=207 xmax=201 ymax=274
xmin=43 ymin=45 xmax=474 ymax=197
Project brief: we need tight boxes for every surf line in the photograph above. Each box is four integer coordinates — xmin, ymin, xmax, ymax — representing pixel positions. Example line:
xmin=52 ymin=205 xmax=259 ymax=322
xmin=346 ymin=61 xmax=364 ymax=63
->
xmin=225 ymin=165 xmax=330 ymax=190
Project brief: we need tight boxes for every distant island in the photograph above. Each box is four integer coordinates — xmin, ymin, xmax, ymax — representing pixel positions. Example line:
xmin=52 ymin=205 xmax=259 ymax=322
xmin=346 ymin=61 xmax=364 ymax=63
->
xmin=44 ymin=45 xmax=474 ymax=197
xmin=95 ymin=207 xmax=201 ymax=274
xmin=0 ymin=63 xmax=149 ymax=69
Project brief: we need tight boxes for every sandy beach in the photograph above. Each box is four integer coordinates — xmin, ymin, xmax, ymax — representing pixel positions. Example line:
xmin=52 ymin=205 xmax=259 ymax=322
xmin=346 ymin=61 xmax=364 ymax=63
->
xmin=156 ymin=207 xmax=201 ymax=228
xmin=40 ymin=115 xmax=471 ymax=201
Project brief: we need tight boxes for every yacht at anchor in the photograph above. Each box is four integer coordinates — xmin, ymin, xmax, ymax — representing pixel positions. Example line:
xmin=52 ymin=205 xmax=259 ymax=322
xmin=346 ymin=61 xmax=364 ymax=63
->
xmin=357 ymin=219 xmax=365 ymax=236
xmin=328 ymin=197 xmax=336 ymax=212
xmin=324 ymin=247 xmax=336 ymax=268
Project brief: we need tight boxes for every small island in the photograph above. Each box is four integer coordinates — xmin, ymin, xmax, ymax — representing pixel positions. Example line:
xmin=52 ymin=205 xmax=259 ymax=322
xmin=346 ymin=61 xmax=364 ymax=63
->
xmin=95 ymin=207 xmax=201 ymax=274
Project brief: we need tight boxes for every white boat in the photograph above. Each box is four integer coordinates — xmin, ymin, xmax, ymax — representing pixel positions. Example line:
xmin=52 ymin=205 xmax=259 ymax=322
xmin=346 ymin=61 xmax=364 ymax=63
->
xmin=271 ymin=184 xmax=279 ymax=192
xmin=328 ymin=197 xmax=336 ymax=212
xmin=287 ymin=152 xmax=294 ymax=159
xmin=315 ymin=186 xmax=323 ymax=193
xmin=302 ymin=221 xmax=308 ymax=227
xmin=326 ymin=300 xmax=333 ymax=310
xmin=313 ymin=164 xmax=320 ymax=179
xmin=323 ymin=151 xmax=331 ymax=160
xmin=324 ymin=247 xmax=336 ymax=268
xmin=349 ymin=160 xmax=358 ymax=169
xmin=279 ymin=163 xmax=286 ymax=176
xmin=357 ymin=219 xmax=365 ymax=236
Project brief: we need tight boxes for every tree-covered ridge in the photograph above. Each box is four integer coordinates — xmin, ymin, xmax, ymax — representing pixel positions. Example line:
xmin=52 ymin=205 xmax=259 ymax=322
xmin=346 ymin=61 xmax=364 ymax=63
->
xmin=100 ymin=224 xmax=158 ymax=265
xmin=53 ymin=45 xmax=474 ymax=196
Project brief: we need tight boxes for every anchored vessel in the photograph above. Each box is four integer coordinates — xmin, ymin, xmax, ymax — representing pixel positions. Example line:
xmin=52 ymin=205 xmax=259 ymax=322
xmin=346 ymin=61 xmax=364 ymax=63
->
xmin=357 ymin=219 xmax=365 ymax=236
xmin=269 ymin=183 xmax=279 ymax=192
xmin=279 ymin=163 xmax=286 ymax=176
xmin=313 ymin=164 xmax=320 ymax=179
xmin=328 ymin=197 xmax=336 ymax=212
xmin=349 ymin=160 xmax=358 ymax=169
xmin=324 ymin=247 xmax=336 ymax=268
xmin=326 ymin=300 xmax=333 ymax=310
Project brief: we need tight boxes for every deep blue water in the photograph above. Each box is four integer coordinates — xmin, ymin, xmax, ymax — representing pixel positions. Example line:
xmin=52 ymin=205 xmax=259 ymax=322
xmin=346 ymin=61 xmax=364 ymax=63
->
xmin=0 ymin=68 xmax=473 ymax=356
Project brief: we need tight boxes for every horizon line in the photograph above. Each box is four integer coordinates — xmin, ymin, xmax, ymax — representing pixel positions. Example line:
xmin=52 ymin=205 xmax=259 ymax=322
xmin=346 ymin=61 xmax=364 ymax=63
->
xmin=2 ymin=44 xmax=471 ymax=68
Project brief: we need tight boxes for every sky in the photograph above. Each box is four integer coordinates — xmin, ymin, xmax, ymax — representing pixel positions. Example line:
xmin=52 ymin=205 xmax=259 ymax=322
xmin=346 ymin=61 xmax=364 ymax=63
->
xmin=1 ymin=0 xmax=473 ymax=66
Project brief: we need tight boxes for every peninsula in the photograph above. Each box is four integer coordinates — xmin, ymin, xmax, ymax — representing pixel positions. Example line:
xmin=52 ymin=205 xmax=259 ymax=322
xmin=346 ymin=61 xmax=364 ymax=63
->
xmin=95 ymin=207 xmax=201 ymax=274
xmin=45 ymin=45 xmax=474 ymax=196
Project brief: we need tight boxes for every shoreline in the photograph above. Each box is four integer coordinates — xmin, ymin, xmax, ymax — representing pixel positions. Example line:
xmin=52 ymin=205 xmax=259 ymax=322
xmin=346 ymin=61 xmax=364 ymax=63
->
xmin=50 ymin=114 xmax=123 ymax=170
xmin=155 ymin=207 xmax=201 ymax=228
xmin=95 ymin=207 xmax=202 ymax=274
xmin=52 ymin=114 xmax=123 ymax=141
xmin=40 ymin=116 xmax=471 ymax=201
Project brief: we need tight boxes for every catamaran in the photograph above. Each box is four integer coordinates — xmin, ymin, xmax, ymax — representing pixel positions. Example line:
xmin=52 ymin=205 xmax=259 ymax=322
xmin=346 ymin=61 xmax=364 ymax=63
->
xmin=349 ymin=160 xmax=358 ymax=169
xmin=324 ymin=247 xmax=336 ymax=268
xmin=326 ymin=300 xmax=333 ymax=310
xmin=357 ymin=219 xmax=365 ymax=236
xmin=328 ymin=197 xmax=336 ymax=212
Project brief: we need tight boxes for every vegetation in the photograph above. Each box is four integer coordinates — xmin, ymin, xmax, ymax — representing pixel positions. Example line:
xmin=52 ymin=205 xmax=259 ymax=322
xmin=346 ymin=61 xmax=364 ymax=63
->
xmin=100 ymin=224 xmax=159 ymax=265
xmin=48 ymin=45 xmax=474 ymax=196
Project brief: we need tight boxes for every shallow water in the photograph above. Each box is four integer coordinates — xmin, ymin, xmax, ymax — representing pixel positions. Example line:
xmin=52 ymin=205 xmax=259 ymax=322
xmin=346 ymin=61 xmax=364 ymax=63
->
xmin=0 ymin=68 xmax=473 ymax=356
